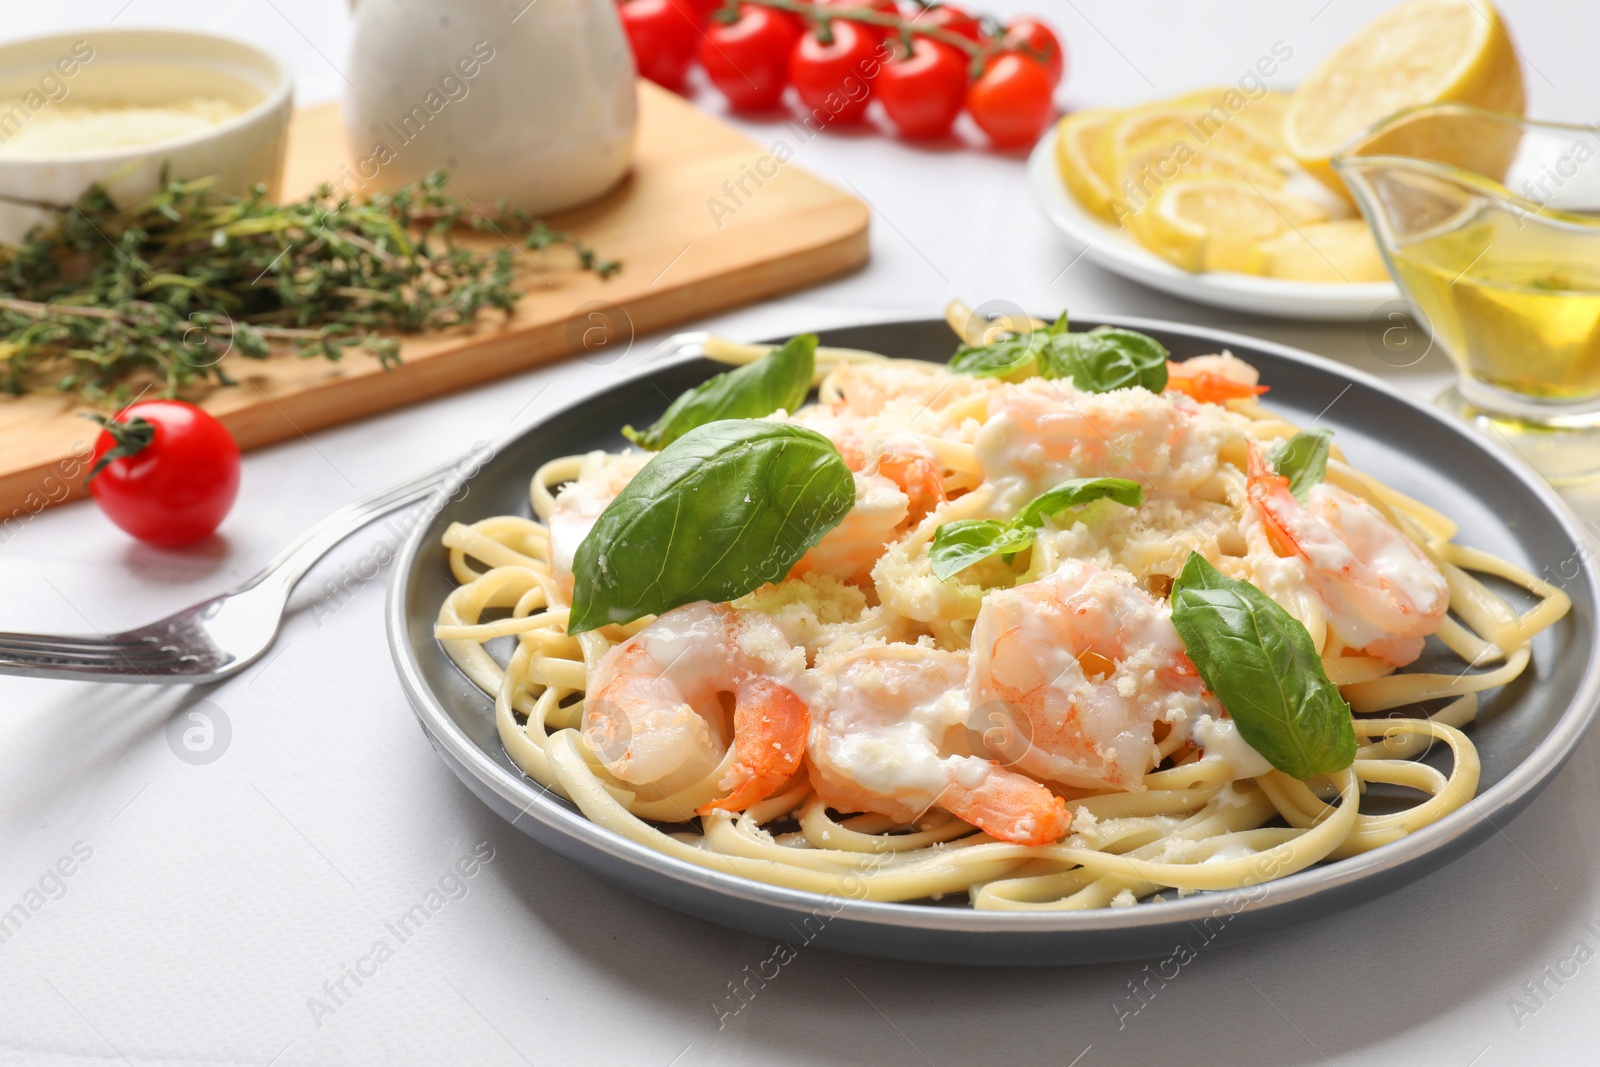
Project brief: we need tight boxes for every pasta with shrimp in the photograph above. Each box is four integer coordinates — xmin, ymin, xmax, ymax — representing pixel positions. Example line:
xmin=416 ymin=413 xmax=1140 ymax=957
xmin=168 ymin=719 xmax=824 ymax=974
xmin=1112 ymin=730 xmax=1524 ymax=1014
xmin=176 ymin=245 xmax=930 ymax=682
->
xmin=433 ymin=304 xmax=1570 ymax=910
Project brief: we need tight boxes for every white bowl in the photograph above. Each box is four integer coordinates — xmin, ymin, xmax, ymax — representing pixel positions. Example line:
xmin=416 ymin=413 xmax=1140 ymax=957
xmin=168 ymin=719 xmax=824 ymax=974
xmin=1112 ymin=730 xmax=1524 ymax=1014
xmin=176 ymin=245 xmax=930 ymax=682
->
xmin=0 ymin=28 xmax=293 ymax=243
xmin=1027 ymin=125 xmax=1399 ymax=322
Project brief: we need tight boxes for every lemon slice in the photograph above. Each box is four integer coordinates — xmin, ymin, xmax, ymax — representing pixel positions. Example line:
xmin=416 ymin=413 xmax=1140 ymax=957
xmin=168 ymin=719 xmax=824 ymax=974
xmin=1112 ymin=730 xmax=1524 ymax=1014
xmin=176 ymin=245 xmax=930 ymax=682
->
xmin=1130 ymin=176 xmax=1329 ymax=274
xmin=1054 ymin=108 xmax=1120 ymax=221
xmin=1102 ymin=99 xmax=1280 ymax=182
xmin=1258 ymin=220 xmax=1390 ymax=282
xmin=1285 ymin=0 xmax=1524 ymax=195
xmin=1115 ymin=135 xmax=1285 ymax=212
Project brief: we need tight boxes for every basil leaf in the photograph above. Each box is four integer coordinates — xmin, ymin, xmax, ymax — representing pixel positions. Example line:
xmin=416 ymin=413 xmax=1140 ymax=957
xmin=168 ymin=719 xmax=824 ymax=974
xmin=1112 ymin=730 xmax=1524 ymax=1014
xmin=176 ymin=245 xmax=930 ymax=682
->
xmin=622 ymin=334 xmax=816 ymax=450
xmin=929 ymin=477 xmax=1142 ymax=580
xmin=569 ymin=420 xmax=853 ymax=632
xmin=1169 ymin=553 xmax=1357 ymax=780
xmin=1042 ymin=327 xmax=1170 ymax=393
xmin=948 ymin=336 xmax=1043 ymax=379
xmin=1270 ymin=429 xmax=1333 ymax=502
xmin=1013 ymin=477 xmax=1143 ymax=529
xmin=948 ymin=311 xmax=1068 ymax=380
xmin=929 ymin=520 xmax=1037 ymax=581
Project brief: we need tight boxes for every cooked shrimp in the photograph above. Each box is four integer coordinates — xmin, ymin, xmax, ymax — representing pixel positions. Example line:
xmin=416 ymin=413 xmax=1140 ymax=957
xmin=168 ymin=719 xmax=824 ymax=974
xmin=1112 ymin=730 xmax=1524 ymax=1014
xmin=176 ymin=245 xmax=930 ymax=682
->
xmin=1247 ymin=443 xmax=1448 ymax=667
xmin=583 ymin=603 xmax=810 ymax=813
xmin=1165 ymin=354 xmax=1270 ymax=405
xmin=834 ymin=431 xmax=946 ymax=520
xmin=790 ymin=417 xmax=948 ymax=582
xmin=974 ymin=380 xmax=1241 ymax=510
xmin=806 ymin=644 xmax=1070 ymax=845
xmin=546 ymin=450 xmax=651 ymax=595
xmin=968 ymin=559 xmax=1218 ymax=792
xmin=823 ymin=360 xmax=1000 ymax=434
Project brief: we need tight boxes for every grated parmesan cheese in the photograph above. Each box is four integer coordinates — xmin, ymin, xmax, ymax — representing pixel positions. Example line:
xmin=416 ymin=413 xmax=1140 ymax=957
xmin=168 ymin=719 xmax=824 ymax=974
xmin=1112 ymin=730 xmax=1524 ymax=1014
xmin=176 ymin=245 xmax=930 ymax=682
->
xmin=0 ymin=97 xmax=244 ymax=157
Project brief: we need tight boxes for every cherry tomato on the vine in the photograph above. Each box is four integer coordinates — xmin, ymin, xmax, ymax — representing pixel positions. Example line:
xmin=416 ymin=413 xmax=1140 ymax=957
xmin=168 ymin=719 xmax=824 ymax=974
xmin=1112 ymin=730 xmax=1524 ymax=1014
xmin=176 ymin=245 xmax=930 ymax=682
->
xmin=701 ymin=4 xmax=803 ymax=110
xmin=966 ymin=52 xmax=1054 ymax=147
xmin=1004 ymin=17 xmax=1064 ymax=86
xmin=86 ymin=400 xmax=240 ymax=547
xmin=914 ymin=4 xmax=983 ymax=42
xmin=877 ymin=37 xmax=968 ymax=139
xmin=618 ymin=0 xmax=701 ymax=90
xmin=791 ymin=20 xmax=881 ymax=123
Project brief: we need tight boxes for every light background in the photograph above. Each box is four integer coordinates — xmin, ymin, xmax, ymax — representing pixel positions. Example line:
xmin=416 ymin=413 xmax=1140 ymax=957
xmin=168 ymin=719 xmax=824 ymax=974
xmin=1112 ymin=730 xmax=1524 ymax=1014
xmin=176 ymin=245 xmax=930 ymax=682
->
xmin=3 ymin=1 xmax=1600 ymax=1064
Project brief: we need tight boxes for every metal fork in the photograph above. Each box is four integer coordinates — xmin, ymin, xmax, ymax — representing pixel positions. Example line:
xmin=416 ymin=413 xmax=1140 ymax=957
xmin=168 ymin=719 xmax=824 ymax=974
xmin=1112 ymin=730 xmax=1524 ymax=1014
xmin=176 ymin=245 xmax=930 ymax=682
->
xmin=0 ymin=331 xmax=712 ymax=686
xmin=0 ymin=453 xmax=472 ymax=684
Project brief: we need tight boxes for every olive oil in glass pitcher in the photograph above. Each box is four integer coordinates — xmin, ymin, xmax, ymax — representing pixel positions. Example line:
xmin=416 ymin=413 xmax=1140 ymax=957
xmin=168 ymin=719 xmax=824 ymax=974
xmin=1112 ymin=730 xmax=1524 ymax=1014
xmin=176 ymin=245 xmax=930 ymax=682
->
xmin=1335 ymin=104 xmax=1600 ymax=483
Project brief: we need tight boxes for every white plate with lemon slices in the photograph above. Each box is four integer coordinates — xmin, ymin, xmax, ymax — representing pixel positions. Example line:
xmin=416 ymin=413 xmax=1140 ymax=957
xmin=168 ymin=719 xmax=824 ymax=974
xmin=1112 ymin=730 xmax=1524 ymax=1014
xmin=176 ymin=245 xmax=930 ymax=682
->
xmin=1027 ymin=123 xmax=1398 ymax=322
xmin=1028 ymin=0 xmax=1526 ymax=322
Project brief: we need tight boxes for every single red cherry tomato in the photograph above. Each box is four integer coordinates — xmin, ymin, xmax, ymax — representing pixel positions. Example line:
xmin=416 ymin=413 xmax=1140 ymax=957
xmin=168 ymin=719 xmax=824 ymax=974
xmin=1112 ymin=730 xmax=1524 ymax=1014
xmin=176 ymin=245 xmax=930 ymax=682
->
xmin=86 ymin=400 xmax=240 ymax=547
xmin=1004 ymin=16 xmax=1064 ymax=86
xmin=966 ymin=52 xmax=1054 ymax=148
xmin=701 ymin=4 xmax=803 ymax=110
xmin=878 ymin=37 xmax=968 ymax=139
xmin=915 ymin=4 xmax=983 ymax=42
xmin=618 ymin=0 xmax=700 ymax=90
xmin=790 ymin=20 xmax=881 ymax=124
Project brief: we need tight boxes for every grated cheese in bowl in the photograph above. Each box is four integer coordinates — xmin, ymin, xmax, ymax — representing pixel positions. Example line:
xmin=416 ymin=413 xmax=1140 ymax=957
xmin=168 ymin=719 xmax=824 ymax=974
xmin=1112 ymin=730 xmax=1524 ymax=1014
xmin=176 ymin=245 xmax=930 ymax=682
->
xmin=0 ymin=97 xmax=245 ymax=157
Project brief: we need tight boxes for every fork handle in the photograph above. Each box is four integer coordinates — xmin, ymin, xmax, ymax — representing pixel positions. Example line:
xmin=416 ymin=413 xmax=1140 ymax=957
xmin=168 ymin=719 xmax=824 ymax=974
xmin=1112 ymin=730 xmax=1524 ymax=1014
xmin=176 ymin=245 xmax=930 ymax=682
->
xmin=245 ymin=448 xmax=487 ymax=599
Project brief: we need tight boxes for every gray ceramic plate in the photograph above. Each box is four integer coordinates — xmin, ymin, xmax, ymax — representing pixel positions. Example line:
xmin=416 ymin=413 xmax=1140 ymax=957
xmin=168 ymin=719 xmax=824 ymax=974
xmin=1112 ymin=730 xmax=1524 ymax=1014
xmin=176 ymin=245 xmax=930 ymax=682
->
xmin=386 ymin=316 xmax=1600 ymax=965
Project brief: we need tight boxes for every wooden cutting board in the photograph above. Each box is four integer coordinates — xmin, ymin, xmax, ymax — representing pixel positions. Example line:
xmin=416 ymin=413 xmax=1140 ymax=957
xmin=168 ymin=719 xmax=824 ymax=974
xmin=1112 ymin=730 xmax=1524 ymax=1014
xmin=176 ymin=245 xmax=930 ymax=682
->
xmin=0 ymin=83 xmax=869 ymax=520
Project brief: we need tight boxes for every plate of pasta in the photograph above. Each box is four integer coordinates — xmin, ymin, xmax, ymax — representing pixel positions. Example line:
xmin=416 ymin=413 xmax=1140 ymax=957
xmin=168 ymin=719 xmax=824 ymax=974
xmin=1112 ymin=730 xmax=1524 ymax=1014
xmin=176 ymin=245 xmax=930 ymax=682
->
xmin=388 ymin=306 xmax=1597 ymax=965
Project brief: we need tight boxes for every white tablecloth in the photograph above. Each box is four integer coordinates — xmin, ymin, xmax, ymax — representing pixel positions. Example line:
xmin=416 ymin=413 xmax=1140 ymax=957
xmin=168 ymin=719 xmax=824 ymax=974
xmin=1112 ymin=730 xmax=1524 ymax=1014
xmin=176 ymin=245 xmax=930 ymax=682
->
xmin=4 ymin=1 xmax=1600 ymax=1064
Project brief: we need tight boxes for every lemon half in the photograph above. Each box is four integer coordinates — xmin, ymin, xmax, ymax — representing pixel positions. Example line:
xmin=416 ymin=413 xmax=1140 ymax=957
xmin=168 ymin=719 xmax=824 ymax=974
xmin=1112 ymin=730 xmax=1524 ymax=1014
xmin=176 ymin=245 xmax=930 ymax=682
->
xmin=1286 ymin=0 xmax=1525 ymax=196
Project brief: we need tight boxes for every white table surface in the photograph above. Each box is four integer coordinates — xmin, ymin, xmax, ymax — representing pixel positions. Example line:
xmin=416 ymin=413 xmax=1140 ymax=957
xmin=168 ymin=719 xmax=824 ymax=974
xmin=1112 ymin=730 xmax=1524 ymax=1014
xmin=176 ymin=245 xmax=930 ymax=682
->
xmin=4 ymin=1 xmax=1600 ymax=1064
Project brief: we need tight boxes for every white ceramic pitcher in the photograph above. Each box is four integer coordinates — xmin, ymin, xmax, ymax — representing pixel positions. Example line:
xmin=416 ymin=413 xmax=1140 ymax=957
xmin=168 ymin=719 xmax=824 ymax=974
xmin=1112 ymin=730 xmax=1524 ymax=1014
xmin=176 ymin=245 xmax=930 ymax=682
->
xmin=345 ymin=0 xmax=636 ymax=214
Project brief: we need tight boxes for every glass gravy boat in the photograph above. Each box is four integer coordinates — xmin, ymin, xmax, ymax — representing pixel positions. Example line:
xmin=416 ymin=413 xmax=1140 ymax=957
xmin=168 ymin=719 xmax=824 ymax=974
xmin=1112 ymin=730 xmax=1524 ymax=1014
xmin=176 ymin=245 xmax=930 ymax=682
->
xmin=1334 ymin=104 xmax=1600 ymax=484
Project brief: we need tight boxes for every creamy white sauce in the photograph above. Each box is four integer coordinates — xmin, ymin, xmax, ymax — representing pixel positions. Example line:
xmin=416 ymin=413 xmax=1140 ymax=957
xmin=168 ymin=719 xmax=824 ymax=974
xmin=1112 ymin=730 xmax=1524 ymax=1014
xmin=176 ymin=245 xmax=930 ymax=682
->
xmin=1193 ymin=715 xmax=1273 ymax=778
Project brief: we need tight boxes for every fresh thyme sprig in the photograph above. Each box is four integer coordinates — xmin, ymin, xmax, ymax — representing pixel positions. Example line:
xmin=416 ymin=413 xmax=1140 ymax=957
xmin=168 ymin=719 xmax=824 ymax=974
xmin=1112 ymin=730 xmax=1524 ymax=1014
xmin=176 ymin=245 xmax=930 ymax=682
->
xmin=0 ymin=171 xmax=619 ymax=402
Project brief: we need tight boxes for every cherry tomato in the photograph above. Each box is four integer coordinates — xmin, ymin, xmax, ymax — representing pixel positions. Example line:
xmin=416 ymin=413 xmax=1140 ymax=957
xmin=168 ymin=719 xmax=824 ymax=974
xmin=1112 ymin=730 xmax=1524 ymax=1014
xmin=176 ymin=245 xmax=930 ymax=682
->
xmin=701 ymin=4 xmax=803 ymax=110
xmin=87 ymin=400 xmax=240 ymax=547
xmin=966 ymin=52 xmax=1054 ymax=148
xmin=878 ymin=37 xmax=968 ymax=139
xmin=1004 ymin=17 xmax=1065 ymax=86
xmin=915 ymin=4 xmax=983 ymax=42
xmin=791 ymin=20 xmax=881 ymax=123
xmin=618 ymin=0 xmax=700 ymax=90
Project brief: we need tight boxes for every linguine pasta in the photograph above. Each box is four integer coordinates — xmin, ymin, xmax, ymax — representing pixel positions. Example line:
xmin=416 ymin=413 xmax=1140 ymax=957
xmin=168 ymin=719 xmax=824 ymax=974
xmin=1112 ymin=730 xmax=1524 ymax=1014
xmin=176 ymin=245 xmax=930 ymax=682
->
xmin=434 ymin=306 xmax=1569 ymax=910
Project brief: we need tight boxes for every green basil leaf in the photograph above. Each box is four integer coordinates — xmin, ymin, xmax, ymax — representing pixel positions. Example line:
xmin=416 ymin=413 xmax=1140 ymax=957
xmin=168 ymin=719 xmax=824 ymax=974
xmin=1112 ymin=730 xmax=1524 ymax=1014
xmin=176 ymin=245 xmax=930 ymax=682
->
xmin=1041 ymin=327 xmax=1170 ymax=393
xmin=929 ymin=520 xmax=1037 ymax=581
xmin=948 ymin=336 xmax=1044 ymax=379
xmin=622 ymin=334 xmax=816 ymax=450
xmin=1013 ymin=477 xmax=1143 ymax=529
xmin=1169 ymin=553 xmax=1357 ymax=780
xmin=569 ymin=420 xmax=853 ymax=632
xmin=1270 ymin=429 xmax=1334 ymax=503
xmin=930 ymin=477 xmax=1142 ymax=580
xmin=948 ymin=311 xmax=1069 ymax=380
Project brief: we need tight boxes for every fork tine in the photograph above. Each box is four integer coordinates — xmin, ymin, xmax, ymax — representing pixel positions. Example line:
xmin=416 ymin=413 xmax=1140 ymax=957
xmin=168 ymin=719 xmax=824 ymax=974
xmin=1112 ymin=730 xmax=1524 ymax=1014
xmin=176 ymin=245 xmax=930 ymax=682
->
xmin=0 ymin=630 xmax=160 ymax=651
xmin=0 ymin=643 xmax=184 ymax=668
xmin=0 ymin=633 xmax=172 ymax=655
xmin=0 ymin=654 xmax=178 ymax=680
